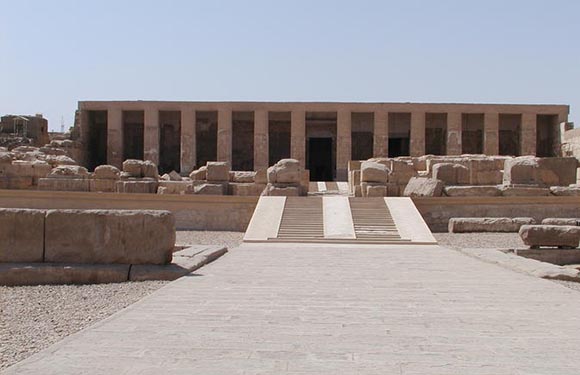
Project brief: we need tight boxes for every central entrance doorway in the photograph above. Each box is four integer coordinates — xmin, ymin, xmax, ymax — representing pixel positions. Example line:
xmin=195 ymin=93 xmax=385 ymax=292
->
xmin=308 ymin=138 xmax=333 ymax=181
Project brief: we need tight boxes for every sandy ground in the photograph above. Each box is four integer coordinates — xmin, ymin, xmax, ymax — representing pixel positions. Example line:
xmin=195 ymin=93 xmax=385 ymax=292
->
xmin=0 ymin=231 xmax=244 ymax=370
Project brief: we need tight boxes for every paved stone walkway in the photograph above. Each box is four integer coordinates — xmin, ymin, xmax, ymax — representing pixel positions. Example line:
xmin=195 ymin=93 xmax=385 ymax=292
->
xmin=5 ymin=244 xmax=580 ymax=374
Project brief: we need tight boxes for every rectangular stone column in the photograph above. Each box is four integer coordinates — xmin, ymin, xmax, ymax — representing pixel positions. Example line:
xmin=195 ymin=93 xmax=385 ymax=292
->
xmin=291 ymin=110 xmax=306 ymax=168
xmin=254 ymin=110 xmax=269 ymax=170
xmin=484 ymin=112 xmax=499 ymax=155
xmin=107 ymin=108 xmax=123 ymax=168
xmin=217 ymin=108 xmax=232 ymax=165
xmin=447 ymin=112 xmax=462 ymax=155
xmin=143 ymin=108 xmax=159 ymax=165
xmin=410 ymin=111 xmax=425 ymax=157
xmin=336 ymin=109 xmax=352 ymax=181
xmin=180 ymin=108 xmax=196 ymax=174
xmin=373 ymin=111 xmax=388 ymax=157
xmin=521 ymin=113 xmax=537 ymax=156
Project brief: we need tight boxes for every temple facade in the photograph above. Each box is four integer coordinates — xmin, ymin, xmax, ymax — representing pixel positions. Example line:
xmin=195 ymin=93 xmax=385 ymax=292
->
xmin=76 ymin=101 xmax=570 ymax=181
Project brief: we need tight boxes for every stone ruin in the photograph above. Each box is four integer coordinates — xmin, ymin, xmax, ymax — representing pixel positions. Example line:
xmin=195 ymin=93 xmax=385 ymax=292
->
xmin=348 ymin=154 xmax=580 ymax=198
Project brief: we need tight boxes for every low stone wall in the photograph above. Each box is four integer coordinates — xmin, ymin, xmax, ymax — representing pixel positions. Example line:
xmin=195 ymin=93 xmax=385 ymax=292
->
xmin=413 ymin=196 xmax=580 ymax=232
xmin=0 ymin=190 xmax=258 ymax=231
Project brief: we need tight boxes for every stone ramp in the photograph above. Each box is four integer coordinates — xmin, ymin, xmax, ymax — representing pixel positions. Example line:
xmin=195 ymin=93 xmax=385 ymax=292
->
xmin=7 ymin=244 xmax=580 ymax=374
xmin=243 ymin=196 xmax=436 ymax=244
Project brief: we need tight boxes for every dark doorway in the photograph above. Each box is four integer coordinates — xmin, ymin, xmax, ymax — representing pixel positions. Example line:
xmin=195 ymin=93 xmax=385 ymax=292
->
xmin=308 ymin=138 xmax=333 ymax=181
xmin=388 ymin=138 xmax=410 ymax=158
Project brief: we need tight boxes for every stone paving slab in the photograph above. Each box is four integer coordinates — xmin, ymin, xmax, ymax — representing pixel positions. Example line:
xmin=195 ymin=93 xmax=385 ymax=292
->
xmin=5 ymin=243 xmax=580 ymax=374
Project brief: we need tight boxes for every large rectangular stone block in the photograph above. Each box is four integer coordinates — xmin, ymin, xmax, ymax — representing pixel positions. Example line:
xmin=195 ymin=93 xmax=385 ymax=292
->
xmin=0 ymin=208 xmax=45 ymax=262
xmin=0 ymin=176 xmax=34 ymax=189
xmin=115 ymin=180 xmax=158 ymax=194
xmin=38 ymin=178 xmax=90 ymax=192
xmin=44 ymin=210 xmax=175 ymax=265
xmin=89 ymin=179 xmax=117 ymax=192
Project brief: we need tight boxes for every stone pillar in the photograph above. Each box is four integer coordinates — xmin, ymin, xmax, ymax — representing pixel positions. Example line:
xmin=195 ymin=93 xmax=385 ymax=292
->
xmin=373 ymin=111 xmax=388 ymax=157
xmin=217 ymin=108 xmax=232 ymax=165
xmin=107 ymin=108 xmax=123 ymax=168
xmin=254 ymin=110 xmax=269 ymax=170
xmin=484 ymin=112 xmax=499 ymax=155
xmin=143 ymin=108 xmax=159 ymax=165
xmin=521 ymin=113 xmax=537 ymax=156
xmin=336 ymin=109 xmax=352 ymax=181
xmin=291 ymin=110 xmax=306 ymax=168
xmin=180 ymin=108 xmax=196 ymax=174
xmin=447 ymin=112 xmax=462 ymax=155
xmin=410 ymin=111 xmax=425 ymax=156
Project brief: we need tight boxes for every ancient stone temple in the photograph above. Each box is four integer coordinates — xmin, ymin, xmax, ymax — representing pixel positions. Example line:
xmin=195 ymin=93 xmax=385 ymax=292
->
xmin=75 ymin=101 xmax=570 ymax=180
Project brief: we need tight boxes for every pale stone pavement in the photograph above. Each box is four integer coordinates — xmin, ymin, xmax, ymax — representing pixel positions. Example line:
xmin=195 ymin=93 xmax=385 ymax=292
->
xmin=5 ymin=243 xmax=580 ymax=374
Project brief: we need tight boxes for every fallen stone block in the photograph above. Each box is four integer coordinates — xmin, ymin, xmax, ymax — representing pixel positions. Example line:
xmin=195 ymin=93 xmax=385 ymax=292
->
xmin=519 ymin=225 xmax=580 ymax=249
xmin=230 ymin=171 xmax=255 ymax=183
xmin=542 ymin=218 xmax=580 ymax=226
xmin=0 ymin=263 xmax=130 ymax=286
xmin=189 ymin=166 xmax=207 ymax=181
xmin=0 ymin=208 xmax=45 ymax=262
xmin=206 ymin=161 xmax=230 ymax=182
xmin=499 ymin=186 xmax=551 ymax=197
xmin=194 ymin=183 xmax=225 ymax=195
xmin=44 ymin=209 xmax=175 ymax=265
xmin=550 ymin=186 xmax=580 ymax=196
xmin=403 ymin=177 xmax=444 ymax=197
xmin=361 ymin=161 xmax=388 ymax=183
xmin=48 ymin=165 xmax=89 ymax=179
xmin=142 ymin=160 xmax=159 ymax=179
xmin=123 ymin=159 xmax=144 ymax=177
xmin=432 ymin=163 xmax=469 ymax=185
xmin=268 ymin=159 xmax=302 ymax=184
xmin=444 ymin=185 xmax=501 ymax=197
xmin=92 ymin=165 xmax=120 ymax=180
xmin=449 ymin=217 xmax=535 ymax=233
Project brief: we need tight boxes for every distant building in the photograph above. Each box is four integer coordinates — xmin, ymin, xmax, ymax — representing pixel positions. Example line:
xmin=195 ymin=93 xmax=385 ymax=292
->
xmin=76 ymin=101 xmax=570 ymax=180
xmin=0 ymin=114 xmax=50 ymax=147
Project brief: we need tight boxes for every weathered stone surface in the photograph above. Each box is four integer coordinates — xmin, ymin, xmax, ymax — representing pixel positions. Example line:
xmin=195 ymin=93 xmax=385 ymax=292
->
xmin=0 ymin=263 xmax=130 ymax=286
xmin=45 ymin=155 xmax=78 ymax=167
xmin=167 ymin=170 xmax=182 ymax=181
xmin=142 ymin=160 xmax=159 ymax=179
xmin=0 ymin=208 xmax=44 ymax=262
xmin=254 ymin=168 xmax=267 ymax=184
xmin=360 ymin=161 xmax=388 ymax=183
xmin=115 ymin=180 xmax=158 ymax=194
xmin=366 ymin=184 xmax=387 ymax=197
xmin=92 ymin=165 xmax=120 ymax=180
xmin=263 ymin=184 xmax=300 ymax=196
xmin=44 ymin=209 xmax=175 ymax=265
xmin=189 ymin=166 xmax=207 ymax=181
xmin=230 ymin=171 xmax=255 ymax=183
xmin=229 ymin=183 xmax=265 ymax=196
xmin=542 ymin=218 xmax=580 ymax=226
xmin=519 ymin=225 xmax=580 ymax=249
xmin=403 ymin=177 xmax=444 ymax=197
xmin=0 ymin=152 xmax=12 ymax=164
xmin=89 ymin=179 xmax=117 ymax=192
xmin=503 ymin=157 xmax=539 ymax=185
xmin=449 ymin=217 xmax=535 ymax=233
xmin=194 ymin=183 xmax=225 ymax=195
xmin=206 ymin=162 xmax=230 ymax=182
xmin=389 ymin=160 xmax=416 ymax=184
xmin=123 ymin=159 xmax=144 ymax=177
xmin=47 ymin=165 xmax=89 ymax=179
xmin=157 ymin=181 xmax=191 ymax=195
xmin=38 ymin=178 xmax=90 ymax=192
xmin=499 ymin=186 xmax=551 ymax=196
xmin=432 ymin=163 xmax=469 ymax=185
xmin=538 ymin=157 xmax=578 ymax=186
xmin=0 ymin=176 xmax=34 ymax=189
xmin=468 ymin=159 xmax=503 ymax=185
xmin=444 ymin=185 xmax=501 ymax=197
xmin=550 ymin=186 xmax=580 ymax=196
xmin=268 ymin=159 xmax=302 ymax=184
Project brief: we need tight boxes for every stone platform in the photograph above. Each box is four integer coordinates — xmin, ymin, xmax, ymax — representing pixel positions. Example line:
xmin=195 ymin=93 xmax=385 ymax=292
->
xmin=6 ymin=243 xmax=580 ymax=374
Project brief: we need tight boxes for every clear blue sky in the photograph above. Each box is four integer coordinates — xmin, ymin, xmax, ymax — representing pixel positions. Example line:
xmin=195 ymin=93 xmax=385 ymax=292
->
xmin=1 ymin=0 xmax=578 ymax=131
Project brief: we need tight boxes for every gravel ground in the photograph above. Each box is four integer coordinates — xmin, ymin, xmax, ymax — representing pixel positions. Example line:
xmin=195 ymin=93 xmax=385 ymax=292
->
xmin=435 ymin=232 xmax=525 ymax=250
xmin=1 ymin=231 xmax=244 ymax=370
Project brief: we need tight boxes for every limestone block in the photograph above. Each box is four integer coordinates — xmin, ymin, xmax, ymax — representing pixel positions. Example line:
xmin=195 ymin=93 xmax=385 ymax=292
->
xmin=254 ymin=168 xmax=267 ymax=184
xmin=550 ymin=186 xmax=580 ymax=196
xmin=499 ymin=186 xmax=550 ymax=197
xmin=449 ymin=217 xmax=535 ymax=233
xmin=538 ymin=157 xmax=578 ymax=186
xmin=230 ymin=171 xmax=256 ymax=183
xmin=389 ymin=160 xmax=417 ymax=184
xmin=365 ymin=184 xmax=387 ymax=197
xmin=38 ymin=178 xmax=90 ymax=192
xmin=519 ymin=225 xmax=580 ymax=249
xmin=167 ymin=170 xmax=182 ymax=181
xmin=157 ymin=181 xmax=191 ymax=195
xmin=263 ymin=184 xmax=300 ymax=197
xmin=360 ymin=161 xmax=388 ymax=183
xmin=229 ymin=183 xmax=265 ymax=196
xmin=0 ymin=152 xmax=12 ymax=164
xmin=45 ymin=155 xmax=77 ymax=167
xmin=206 ymin=161 xmax=230 ymax=182
xmin=468 ymin=159 xmax=502 ymax=185
xmin=444 ymin=186 xmax=501 ymax=197
xmin=268 ymin=159 xmax=302 ymax=184
xmin=44 ymin=209 xmax=175 ymax=264
xmin=194 ymin=183 xmax=225 ymax=195
xmin=89 ymin=179 xmax=117 ymax=193
xmin=189 ymin=166 xmax=207 ymax=181
xmin=39 ymin=146 xmax=67 ymax=156
xmin=542 ymin=218 xmax=580 ymax=226
xmin=115 ymin=180 xmax=158 ymax=194
xmin=403 ymin=177 xmax=444 ymax=197
xmin=503 ymin=157 xmax=538 ymax=185
xmin=12 ymin=146 xmax=38 ymax=153
xmin=123 ymin=159 xmax=144 ymax=177
xmin=0 ymin=176 xmax=34 ymax=189
xmin=432 ymin=163 xmax=469 ymax=185
xmin=92 ymin=165 xmax=120 ymax=180
xmin=48 ymin=165 xmax=89 ymax=179
xmin=142 ymin=160 xmax=159 ymax=179
xmin=0 ymin=263 xmax=130 ymax=286
xmin=0 ymin=208 xmax=44 ymax=262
